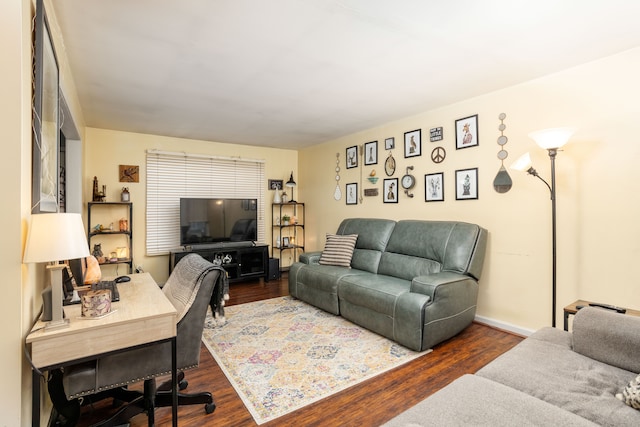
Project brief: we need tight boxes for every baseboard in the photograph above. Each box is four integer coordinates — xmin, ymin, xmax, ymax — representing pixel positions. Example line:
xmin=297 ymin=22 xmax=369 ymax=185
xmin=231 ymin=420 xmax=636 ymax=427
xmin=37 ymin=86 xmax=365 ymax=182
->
xmin=474 ymin=314 xmax=535 ymax=337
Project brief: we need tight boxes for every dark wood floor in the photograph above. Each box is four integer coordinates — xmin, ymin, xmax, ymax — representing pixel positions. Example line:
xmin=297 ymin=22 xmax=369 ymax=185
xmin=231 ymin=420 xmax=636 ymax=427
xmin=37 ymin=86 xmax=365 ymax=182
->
xmin=75 ymin=274 xmax=523 ymax=426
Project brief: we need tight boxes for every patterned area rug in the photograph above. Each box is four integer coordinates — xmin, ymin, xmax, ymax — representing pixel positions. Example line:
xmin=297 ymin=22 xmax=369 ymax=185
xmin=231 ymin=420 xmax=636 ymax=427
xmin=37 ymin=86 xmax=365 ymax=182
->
xmin=202 ymin=296 xmax=431 ymax=425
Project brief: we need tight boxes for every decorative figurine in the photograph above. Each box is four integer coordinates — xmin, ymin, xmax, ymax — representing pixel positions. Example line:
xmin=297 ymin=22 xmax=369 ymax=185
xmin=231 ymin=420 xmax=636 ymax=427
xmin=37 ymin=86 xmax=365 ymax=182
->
xmin=92 ymin=243 xmax=103 ymax=258
xmin=92 ymin=176 xmax=106 ymax=202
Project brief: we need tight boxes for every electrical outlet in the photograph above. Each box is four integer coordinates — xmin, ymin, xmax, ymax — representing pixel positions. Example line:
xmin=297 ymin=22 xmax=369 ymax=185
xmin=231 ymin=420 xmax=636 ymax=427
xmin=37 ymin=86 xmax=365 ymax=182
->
xmin=135 ymin=265 xmax=144 ymax=273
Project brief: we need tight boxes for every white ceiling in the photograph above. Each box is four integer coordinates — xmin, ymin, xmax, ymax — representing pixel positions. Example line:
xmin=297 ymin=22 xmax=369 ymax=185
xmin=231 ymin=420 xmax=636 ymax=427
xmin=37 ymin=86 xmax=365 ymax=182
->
xmin=52 ymin=0 xmax=640 ymax=149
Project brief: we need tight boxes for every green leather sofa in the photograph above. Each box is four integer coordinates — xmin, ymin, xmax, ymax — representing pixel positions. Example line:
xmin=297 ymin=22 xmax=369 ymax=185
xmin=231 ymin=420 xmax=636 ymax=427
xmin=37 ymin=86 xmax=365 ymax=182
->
xmin=288 ymin=218 xmax=488 ymax=351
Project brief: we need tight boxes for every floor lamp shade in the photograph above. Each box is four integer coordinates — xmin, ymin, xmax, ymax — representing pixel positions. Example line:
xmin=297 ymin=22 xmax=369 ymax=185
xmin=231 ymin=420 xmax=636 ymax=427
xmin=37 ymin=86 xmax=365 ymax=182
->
xmin=528 ymin=128 xmax=575 ymax=150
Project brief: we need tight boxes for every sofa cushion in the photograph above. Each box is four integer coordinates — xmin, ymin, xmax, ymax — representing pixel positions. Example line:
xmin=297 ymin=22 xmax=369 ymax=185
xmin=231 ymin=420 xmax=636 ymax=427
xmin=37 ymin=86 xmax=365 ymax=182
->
xmin=319 ymin=233 xmax=358 ymax=267
xmin=335 ymin=218 xmax=396 ymax=273
xmin=338 ymin=273 xmax=413 ymax=317
xmin=383 ymin=374 xmax=598 ymax=427
xmin=288 ymin=262 xmax=366 ymax=314
xmin=572 ymin=307 xmax=640 ymax=373
xmin=378 ymin=220 xmax=486 ymax=280
xmin=477 ymin=327 xmax=640 ymax=426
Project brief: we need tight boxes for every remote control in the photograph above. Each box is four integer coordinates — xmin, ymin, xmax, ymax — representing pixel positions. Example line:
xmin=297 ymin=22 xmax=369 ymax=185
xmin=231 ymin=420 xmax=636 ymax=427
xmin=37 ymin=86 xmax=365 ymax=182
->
xmin=588 ymin=302 xmax=626 ymax=314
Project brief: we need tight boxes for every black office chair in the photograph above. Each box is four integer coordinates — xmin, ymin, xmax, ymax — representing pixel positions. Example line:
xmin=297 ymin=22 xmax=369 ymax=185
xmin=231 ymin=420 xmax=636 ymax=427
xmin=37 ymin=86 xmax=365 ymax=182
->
xmin=55 ymin=254 xmax=227 ymax=426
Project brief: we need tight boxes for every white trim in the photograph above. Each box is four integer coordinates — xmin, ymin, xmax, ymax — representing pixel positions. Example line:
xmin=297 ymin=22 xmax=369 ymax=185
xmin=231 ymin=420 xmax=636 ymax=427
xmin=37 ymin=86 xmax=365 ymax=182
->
xmin=474 ymin=314 xmax=534 ymax=337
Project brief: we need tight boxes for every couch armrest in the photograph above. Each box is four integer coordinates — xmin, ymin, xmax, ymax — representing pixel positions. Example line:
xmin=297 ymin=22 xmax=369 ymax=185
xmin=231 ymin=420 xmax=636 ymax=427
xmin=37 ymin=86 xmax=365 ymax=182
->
xmin=411 ymin=271 xmax=473 ymax=298
xmin=299 ymin=251 xmax=322 ymax=265
xmin=411 ymin=272 xmax=479 ymax=349
xmin=572 ymin=306 xmax=640 ymax=373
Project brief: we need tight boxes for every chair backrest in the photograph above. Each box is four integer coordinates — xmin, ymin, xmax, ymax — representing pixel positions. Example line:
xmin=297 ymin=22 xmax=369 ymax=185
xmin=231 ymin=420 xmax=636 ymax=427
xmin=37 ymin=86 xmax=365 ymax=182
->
xmin=65 ymin=255 xmax=221 ymax=398
xmin=175 ymin=264 xmax=220 ymax=368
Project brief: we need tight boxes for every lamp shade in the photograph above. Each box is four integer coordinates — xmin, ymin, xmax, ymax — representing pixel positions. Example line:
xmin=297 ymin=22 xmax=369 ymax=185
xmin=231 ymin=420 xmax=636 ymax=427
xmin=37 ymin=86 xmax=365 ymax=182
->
xmin=510 ymin=152 xmax=533 ymax=172
xmin=24 ymin=213 xmax=90 ymax=263
xmin=286 ymin=172 xmax=296 ymax=187
xmin=528 ymin=128 xmax=576 ymax=150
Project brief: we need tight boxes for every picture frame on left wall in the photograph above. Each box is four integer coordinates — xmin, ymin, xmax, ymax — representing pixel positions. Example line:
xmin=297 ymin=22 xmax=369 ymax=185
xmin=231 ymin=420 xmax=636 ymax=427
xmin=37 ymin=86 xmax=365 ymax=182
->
xmin=32 ymin=0 xmax=60 ymax=213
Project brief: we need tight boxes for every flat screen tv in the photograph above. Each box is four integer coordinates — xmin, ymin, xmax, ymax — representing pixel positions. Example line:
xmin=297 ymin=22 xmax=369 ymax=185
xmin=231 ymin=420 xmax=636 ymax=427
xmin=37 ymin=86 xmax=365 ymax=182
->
xmin=180 ymin=198 xmax=257 ymax=246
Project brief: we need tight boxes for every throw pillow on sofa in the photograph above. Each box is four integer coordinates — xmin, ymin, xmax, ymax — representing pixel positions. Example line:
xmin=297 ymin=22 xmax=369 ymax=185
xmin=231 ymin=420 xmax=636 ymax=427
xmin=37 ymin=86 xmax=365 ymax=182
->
xmin=319 ymin=233 xmax=358 ymax=267
xmin=617 ymin=373 xmax=640 ymax=410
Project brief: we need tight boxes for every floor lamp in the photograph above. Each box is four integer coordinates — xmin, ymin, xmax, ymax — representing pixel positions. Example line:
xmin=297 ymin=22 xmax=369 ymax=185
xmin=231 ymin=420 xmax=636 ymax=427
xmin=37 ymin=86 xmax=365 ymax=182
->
xmin=511 ymin=128 xmax=575 ymax=328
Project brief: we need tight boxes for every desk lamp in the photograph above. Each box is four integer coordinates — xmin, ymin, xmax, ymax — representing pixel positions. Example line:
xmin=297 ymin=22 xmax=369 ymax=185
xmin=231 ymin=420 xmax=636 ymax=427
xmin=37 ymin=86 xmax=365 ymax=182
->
xmin=23 ymin=213 xmax=90 ymax=330
xmin=286 ymin=172 xmax=297 ymax=203
xmin=511 ymin=127 xmax=575 ymax=328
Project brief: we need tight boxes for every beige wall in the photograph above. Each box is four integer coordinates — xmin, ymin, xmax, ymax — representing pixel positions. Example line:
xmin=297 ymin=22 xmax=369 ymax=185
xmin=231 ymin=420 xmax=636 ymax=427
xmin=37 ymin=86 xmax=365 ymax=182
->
xmin=84 ymin=127 xmax=298 ymax=284
xmin=299 ymin=47 xmax=640 ymax=332
xmin=7 ymin=0 xmax=87 ymax=424
xmin=2 ymin=0 xmax=30 ymax=424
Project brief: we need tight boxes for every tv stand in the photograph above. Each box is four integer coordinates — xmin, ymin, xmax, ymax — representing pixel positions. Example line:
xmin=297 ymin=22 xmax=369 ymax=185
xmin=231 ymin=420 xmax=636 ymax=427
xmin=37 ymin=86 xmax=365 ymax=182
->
xmin=169 ymin=244 xmax=269 ymax=283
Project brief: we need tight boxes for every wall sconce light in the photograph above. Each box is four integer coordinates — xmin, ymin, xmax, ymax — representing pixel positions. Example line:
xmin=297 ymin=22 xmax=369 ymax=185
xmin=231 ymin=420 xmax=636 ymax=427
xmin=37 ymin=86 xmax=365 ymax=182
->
xmin=286 ymin=172 xmax=297 ymax=203
xmin=511 ymin=127 xmax=575 ymax=328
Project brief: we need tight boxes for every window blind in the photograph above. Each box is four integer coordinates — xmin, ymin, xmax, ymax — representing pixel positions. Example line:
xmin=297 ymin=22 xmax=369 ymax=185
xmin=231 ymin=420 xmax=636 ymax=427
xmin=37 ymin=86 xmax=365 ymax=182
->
xmin=146 ymin=150 xmax=265 ymax=255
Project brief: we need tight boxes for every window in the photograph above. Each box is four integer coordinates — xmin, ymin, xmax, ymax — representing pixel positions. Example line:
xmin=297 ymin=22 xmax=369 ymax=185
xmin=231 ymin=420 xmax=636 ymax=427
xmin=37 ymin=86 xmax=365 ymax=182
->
xmin=146 ymin=150 xmax=265 ymax=255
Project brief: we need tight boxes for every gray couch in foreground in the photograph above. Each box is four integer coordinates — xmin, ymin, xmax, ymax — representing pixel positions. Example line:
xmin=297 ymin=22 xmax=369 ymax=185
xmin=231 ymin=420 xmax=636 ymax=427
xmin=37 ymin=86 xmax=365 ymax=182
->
xmin=384 ymin=307 xmax=640 ymax=426
xmin=288 ymin=218 xmax=488 ymax=351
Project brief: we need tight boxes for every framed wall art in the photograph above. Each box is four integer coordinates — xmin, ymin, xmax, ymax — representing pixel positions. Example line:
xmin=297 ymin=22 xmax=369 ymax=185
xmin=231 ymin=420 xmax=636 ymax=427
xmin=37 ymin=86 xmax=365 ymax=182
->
xmin=385 ymin=137 xmax=395 ymax=150
xmin=383 ymin=178 xmax=398 ymax=203
xmin=364 ymin=141 xmax=378 ymax=165
xmin=32 ymin=0 xmax=60 ymax=213
xmin=404 ymin=129 xmax=421 ymax=158
xmin=346 ymin=183 xmax=358 ymax=205
xmin=455 ymin=168 xmax=478 ymax=200
xmin=268 ymin=179 xmax=283 ymax=190
xmin=455 ymin=114 xmax=479 ymax=149
xmin=430 ymin=127 xmax=443 ymax=142
xmin=119 ymin=165 xmax=140 ymax=182
xmin=346 ymin=145 xmax=358 ymax=169
xmin=425 ymin=172 xmax=444 ymax=202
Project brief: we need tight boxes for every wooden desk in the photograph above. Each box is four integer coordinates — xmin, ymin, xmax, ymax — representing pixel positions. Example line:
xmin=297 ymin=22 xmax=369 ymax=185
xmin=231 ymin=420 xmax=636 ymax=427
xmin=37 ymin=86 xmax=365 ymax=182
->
xmin=563 ymin=299 xmax=640 ymax=331
xmin=26 ymin=273 xmax=178 ymax=426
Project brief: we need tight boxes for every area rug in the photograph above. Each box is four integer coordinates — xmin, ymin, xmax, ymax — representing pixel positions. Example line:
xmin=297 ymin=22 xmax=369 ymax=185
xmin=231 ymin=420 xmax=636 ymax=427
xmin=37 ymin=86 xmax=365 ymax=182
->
xmin=202 ymin=296 xmax=431 ymax=425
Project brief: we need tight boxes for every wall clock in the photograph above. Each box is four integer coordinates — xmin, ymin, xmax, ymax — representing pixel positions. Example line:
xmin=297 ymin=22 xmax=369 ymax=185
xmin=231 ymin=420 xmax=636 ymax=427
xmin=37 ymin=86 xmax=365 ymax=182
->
xmin=401 ymin=166 xmax=415 ymax=198
xmin=385 ymin=152 xmax=396 ymax=176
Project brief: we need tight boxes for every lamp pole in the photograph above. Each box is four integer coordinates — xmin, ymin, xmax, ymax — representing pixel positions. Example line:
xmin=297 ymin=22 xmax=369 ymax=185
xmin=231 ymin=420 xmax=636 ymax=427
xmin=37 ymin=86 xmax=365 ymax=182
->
xmin=524 ymin=158 xmax=556 ymax=327
xmin=548 ymin=148 xmax=558 ymax=328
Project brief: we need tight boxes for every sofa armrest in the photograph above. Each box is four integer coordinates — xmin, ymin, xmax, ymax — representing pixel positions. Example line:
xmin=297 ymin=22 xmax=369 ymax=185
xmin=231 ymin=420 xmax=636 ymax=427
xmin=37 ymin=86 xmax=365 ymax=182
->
xmin=411 ymin=272 xmax=479 ymax=349
xmin=572 ymin=306 xmax=640 ymax=373
xmin=410 ymin=271 xmax=473 ymax=298
xmin=299 ymin=251 xmax=322 ymax=265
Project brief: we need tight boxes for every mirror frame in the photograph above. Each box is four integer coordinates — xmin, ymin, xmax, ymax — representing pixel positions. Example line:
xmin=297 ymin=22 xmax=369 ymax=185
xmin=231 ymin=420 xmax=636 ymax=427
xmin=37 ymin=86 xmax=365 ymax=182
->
xmin=32 ymin=0 xmax=60 ymax=213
